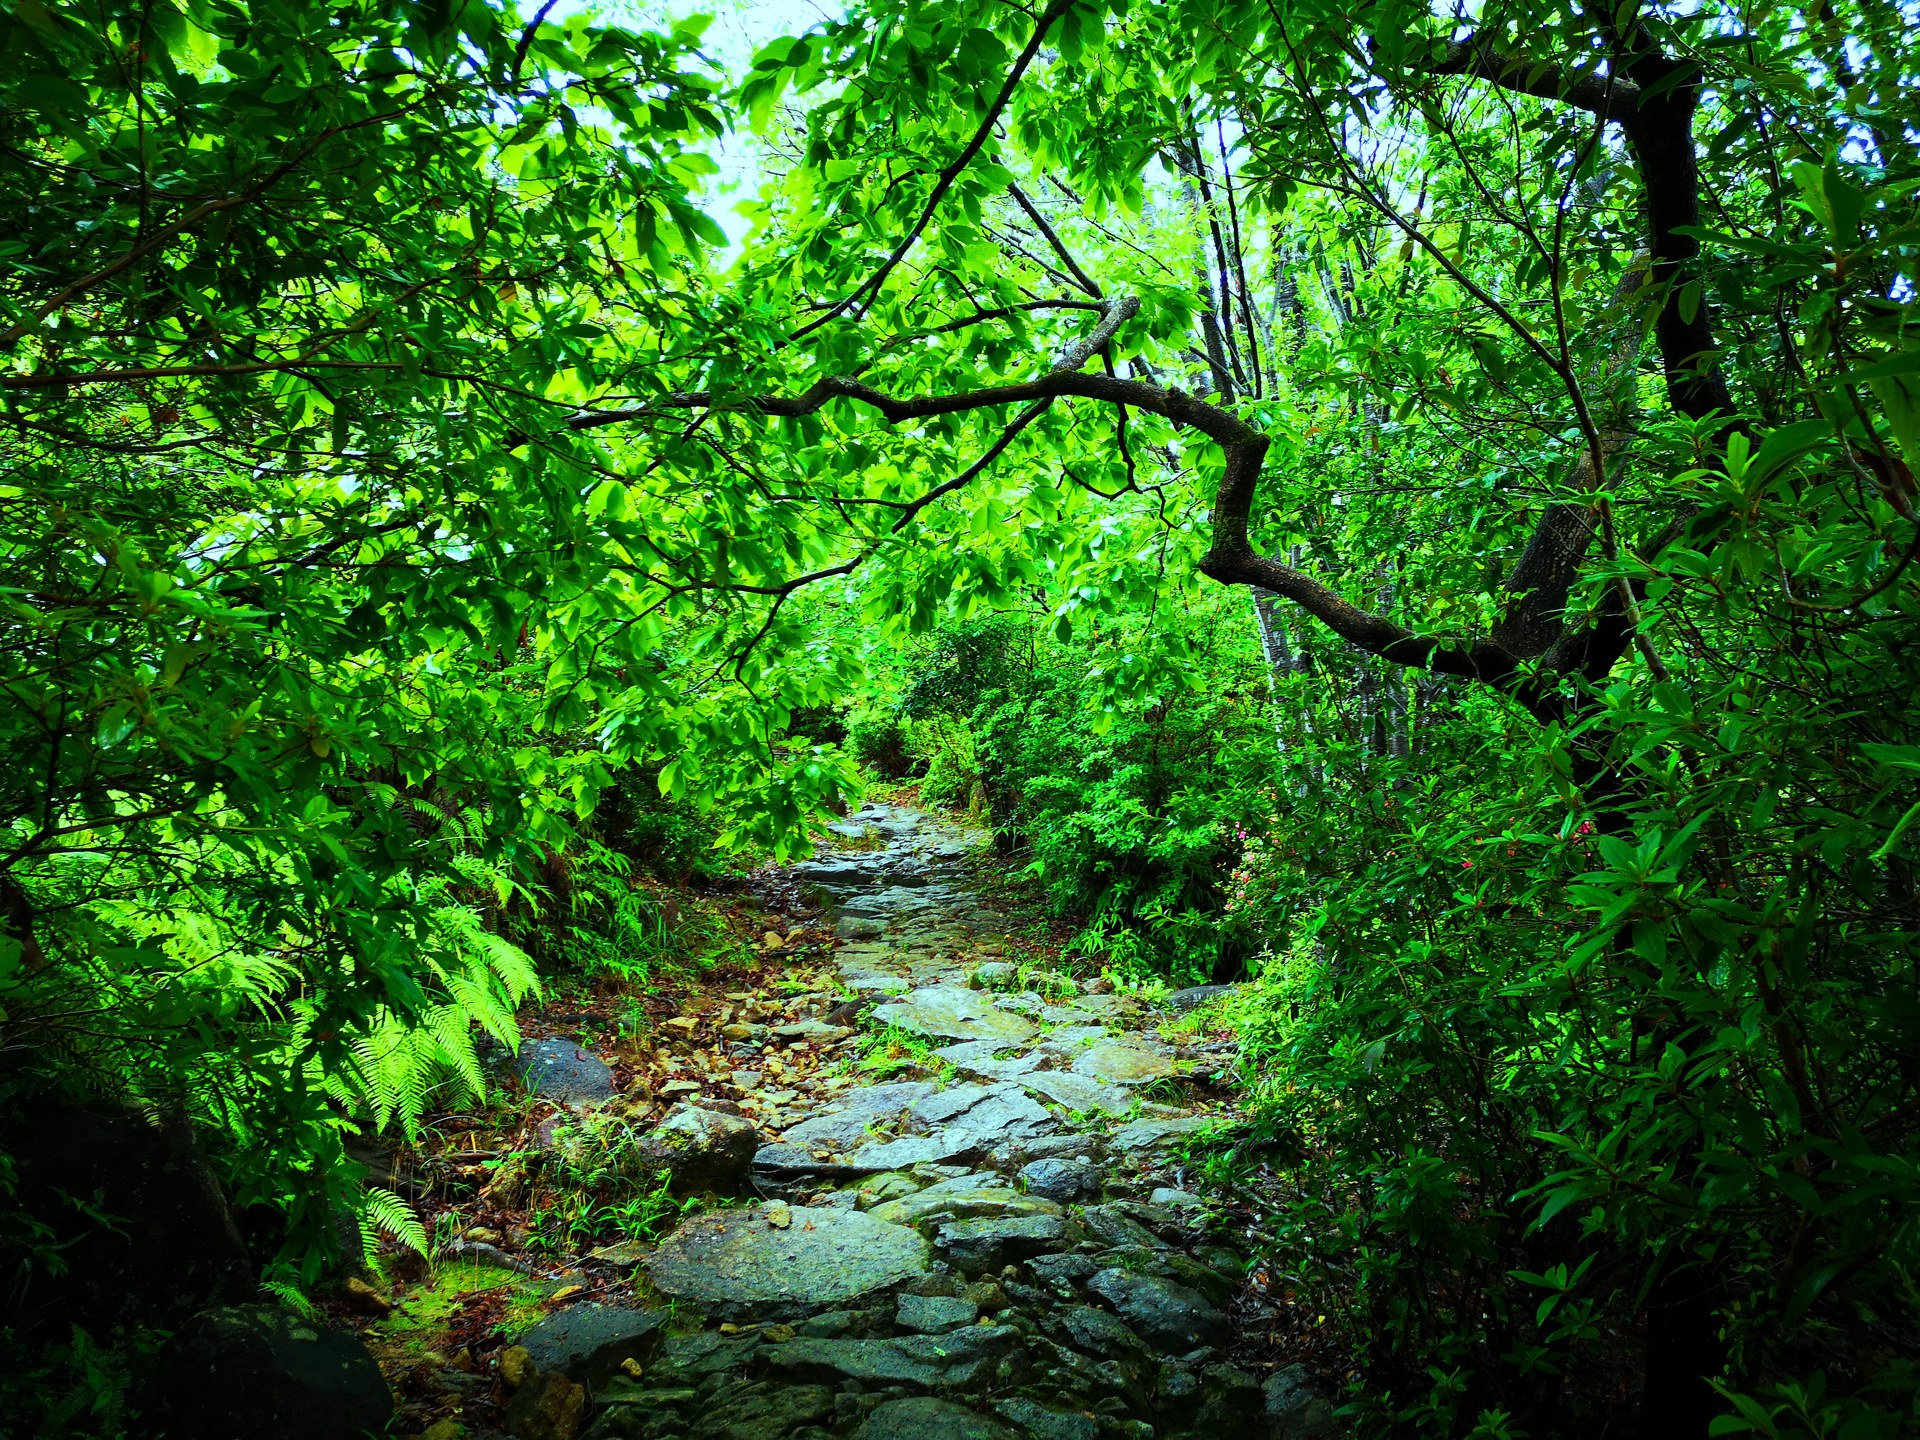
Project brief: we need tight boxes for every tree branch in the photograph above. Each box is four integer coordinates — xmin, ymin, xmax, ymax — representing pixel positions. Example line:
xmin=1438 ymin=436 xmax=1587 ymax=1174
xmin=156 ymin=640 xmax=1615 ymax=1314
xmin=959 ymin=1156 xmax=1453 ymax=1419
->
xmin=1426 ymin=37 xmax=1641 ymax=123
xmin=1006 ymin=182 xmax=1104 ymax=298
xmin=787 ymin=0 xmax=1075 ymax=342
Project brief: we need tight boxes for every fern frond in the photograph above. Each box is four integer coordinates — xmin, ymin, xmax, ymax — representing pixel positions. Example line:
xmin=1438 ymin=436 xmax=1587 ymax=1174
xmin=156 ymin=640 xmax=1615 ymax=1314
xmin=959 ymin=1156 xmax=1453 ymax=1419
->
xmin=260 ymin=1277 xmax=318 ymax=1319
xmin=359 ymin=1187 xmax=428 ymax=1259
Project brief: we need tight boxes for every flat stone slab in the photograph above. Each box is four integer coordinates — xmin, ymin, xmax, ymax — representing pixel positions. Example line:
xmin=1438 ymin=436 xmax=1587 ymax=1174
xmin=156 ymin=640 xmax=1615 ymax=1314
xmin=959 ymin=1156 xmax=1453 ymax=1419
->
xmin=1016 ymin=1070 xmax=1134 ymax=1115
xmin=895 ymin=1293 xmax=980 ymax=1334
xmin=779 ymin=1083 xmax=936 ymax=1152
xmin=646 ymin=1205 xmax=930 ymax=1311
xmin=751 ymin=1143 xmax=901 ymax=1178
xmin=1108 ymin=1114 xmax=1216 ymax=1150
xmin=908 ymin=1083 xmax=1056 ymax=1156
xmin=869 ymin=1175 xmax=1060 ymax=1228
xmin=767 ymin=1326 xmax=1017 ymax=1388
xmin=1071 ymin=1039 xmax=1180 ymax=1085
xmin=933 ymin=1041 xmax=1042 ymax=1080
xmin=872 ymin=986 xmax=1036 ymax=1044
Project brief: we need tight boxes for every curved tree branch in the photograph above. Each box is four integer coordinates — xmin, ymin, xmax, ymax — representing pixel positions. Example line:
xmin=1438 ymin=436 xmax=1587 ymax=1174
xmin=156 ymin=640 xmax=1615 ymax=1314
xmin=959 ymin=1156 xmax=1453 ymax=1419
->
xmin=787 ymin=0 xmax=1075 ymax=342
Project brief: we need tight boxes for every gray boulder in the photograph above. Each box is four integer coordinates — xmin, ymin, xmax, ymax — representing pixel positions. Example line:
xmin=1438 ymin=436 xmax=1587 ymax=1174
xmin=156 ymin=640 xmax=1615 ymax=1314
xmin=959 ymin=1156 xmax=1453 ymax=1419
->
xmin=1079 ymin=1204 xmax=1169 ymax=1252
xmin=630 ymin=1103 xmax=760 ymax=1193
xmin=1086 ymin=1268 xmax=1226 ymax=1350
xmin=936 ymin=1214 xmax=1071 ymax=1275
xmin=1265 ymin=1363 xmax=1341 ymax=1438
xmin=1056 ymin=1303 xmax=1144 ymax=1354
xmin=991 ymin=1397 xmax=1100 ymax=1440
xmin=1020 ymin=1156 xmax=1100 ymax=1203
xmin=1027 ymin=1253 xmax=1102 ymax=1289
xmin=516 ymin=1304 xmax=664 ymax=1391
xmin=517 ymin=1038 xmax=615 ymax=1104
xmin=156 ymin=1304 xmax=392 ymax=1440
xmin=895 ymin=1293 xmax=980 ymax=1334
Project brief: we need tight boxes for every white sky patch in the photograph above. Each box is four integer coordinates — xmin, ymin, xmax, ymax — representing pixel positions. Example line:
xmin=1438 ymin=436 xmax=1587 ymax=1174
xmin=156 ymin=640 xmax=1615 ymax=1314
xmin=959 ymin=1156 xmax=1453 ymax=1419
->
xmin=548 ymin=0 xmax=837 ymax=251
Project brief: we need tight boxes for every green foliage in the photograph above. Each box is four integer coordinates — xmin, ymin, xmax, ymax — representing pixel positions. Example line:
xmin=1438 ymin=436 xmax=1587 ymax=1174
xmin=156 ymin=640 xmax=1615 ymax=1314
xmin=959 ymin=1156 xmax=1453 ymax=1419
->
xmin=532 ymin=1121 xmax=690 ymax=1255
xmin=846 ymin=708 xmax=915 ymax=780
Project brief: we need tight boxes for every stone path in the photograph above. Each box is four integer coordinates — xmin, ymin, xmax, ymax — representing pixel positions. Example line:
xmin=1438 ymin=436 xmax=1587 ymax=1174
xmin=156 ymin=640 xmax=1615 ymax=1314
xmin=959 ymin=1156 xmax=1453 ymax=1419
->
xmin=472 ymin=802 xmax=1331 ymax=1440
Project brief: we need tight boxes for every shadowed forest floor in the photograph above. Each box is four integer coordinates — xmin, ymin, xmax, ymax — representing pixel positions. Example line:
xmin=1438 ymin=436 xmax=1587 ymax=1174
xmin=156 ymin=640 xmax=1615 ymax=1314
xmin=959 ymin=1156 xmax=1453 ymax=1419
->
xmin=329 ymin=801 xmax=1341 ymax=1440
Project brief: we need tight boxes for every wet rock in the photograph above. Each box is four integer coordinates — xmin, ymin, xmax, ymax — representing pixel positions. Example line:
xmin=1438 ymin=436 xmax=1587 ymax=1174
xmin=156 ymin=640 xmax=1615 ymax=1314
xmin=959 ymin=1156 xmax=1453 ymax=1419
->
xmin=156 ymin=1303 xmax=392 ymax=1440
xmin=1107 ymin=1115 xmax=1214 ymax=1151
xmin=1079 ymin=1204 xmax=1168 ymax=1252
xmin=698 ymin=1381 xmax=835 ymax=1440
xmin=1164 ymin=983 xmax=1240 ymax=1012
xmin=906 ymin=1083 xmax=1056 ymax=1157
xmin=1057 ymin=1303 xmax=1145 ymax=1353
xmin=646 ymin=1205 xmax=931 ymax=1314
xmin=1018 ymin=1133 xmax=1106 ymax=1163
xmin=854 ymin=1397 xmax=1018 ymax=1440
xmin=1042 ymin=1024 xmax=1110 ymax=1053
xmin=505 ymin=1371 xmax=586 ymax=1440
xmin=895 ymin=1293 xmax=980 ymax=1333
xmin=768 ymin=1326 xmax=1020 ymax=1388
xmin=1264 ymin=1364 xmax=1341 ymax=1438
xmin=872 ymin=985 xmax=1036 ymax=1044
xmin=796 ymin=1308 xmax=872 ymax=1338
xmin=1150 ymin=1187 xmax=1206 ymax=1210
xmin=1027 ymin=1253 xmax=1102 ymax=1289
xmin=778 ymin=1083 xmax=936 ymax=1153
xmin=630 ymin=1103 xmax=760 ymax=1193
xmin=991 ymin=1397 xmax=1100 ymax=1440
xmin=936 ymin=1214 xmax=1072 ymax=1275
xmin=968 ymin=961 xmax=1019 ymax=989
xmin=1086 ymin=1269 xmax=1226 ymax=1350
xmin=935 ymin=1039 xmax=1042 ymax=1081
xmin=516 ymin=1304 xmax=664 ymax=1391
xmin=1020 ymin=1157 xmax=1100 ymax=1204
xmin=649 ymin=1329 xmax=765 ymax=1387
xmin=752 ymin=1143 xmax=917 ymax=1180
xmin=960 ymin=1278 xmax=1013 ymax=1313
xmin=1070 ymin=1039 xmax=1179 ymax=1085
xmin=868 ymin=1175 xmax=1060 ymax=1228
xmin=853 ymin=1172 xmax=924 ymax=1208
xmin=1158 ymin=1364 xmax=1206 ymax=1426
xmin=586 ymin=1238 xmax=650 ymax=1270
xmin=518 ymin=1038 xmax=616 ymax=1104
xmin=1015 ymin=1070 xmax=1135 ymax=1115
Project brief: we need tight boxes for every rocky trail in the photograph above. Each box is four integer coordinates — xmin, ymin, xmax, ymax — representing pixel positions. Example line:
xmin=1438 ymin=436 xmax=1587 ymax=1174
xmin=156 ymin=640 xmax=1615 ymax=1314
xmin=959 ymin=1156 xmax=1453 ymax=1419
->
xmin=350 ymin=802 xmax=1336 ymax=1440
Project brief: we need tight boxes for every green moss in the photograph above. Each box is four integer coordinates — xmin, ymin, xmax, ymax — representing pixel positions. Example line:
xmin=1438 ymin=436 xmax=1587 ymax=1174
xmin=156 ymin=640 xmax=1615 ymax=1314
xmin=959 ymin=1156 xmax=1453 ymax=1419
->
xmin=367 ymin=1262 xmax=553 ymax=1362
